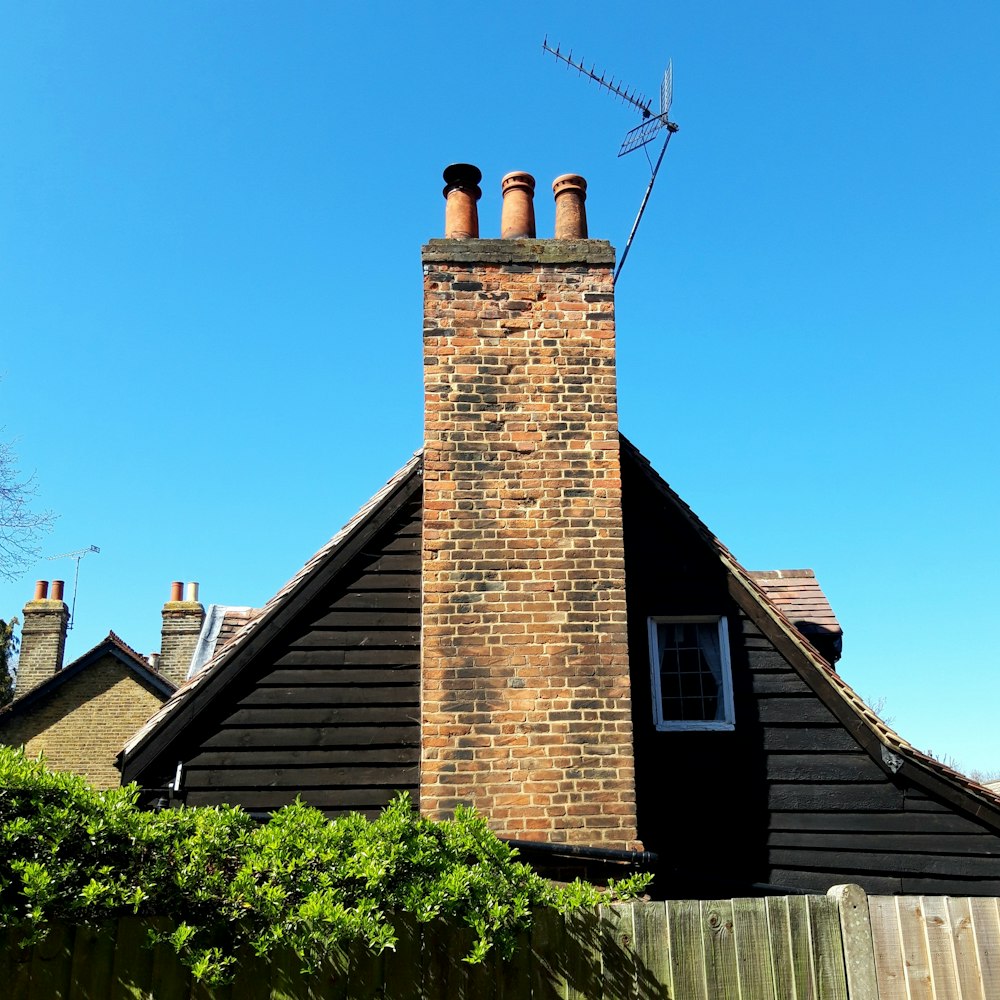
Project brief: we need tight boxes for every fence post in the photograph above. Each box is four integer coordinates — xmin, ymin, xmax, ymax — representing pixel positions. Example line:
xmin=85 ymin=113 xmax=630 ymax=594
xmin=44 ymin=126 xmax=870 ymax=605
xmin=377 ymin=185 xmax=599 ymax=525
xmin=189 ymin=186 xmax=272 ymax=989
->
xmin=828 ymin=884 xmax=879 ymax=1000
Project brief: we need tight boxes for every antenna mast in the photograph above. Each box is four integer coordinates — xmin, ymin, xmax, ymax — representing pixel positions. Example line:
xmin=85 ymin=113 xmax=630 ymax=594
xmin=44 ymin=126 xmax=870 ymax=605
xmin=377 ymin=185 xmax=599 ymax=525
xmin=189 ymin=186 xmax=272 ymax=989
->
xmin=542 ymin=39 xmax=679 ymax=284
xmin=46 ymin=544 xmax=100 ymax=629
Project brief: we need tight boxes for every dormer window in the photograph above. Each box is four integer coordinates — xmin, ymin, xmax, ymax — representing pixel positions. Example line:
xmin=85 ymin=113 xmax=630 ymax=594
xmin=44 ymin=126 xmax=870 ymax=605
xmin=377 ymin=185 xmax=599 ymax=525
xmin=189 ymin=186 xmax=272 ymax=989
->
xmin=648 ymin=617 xmax=735 ymax=730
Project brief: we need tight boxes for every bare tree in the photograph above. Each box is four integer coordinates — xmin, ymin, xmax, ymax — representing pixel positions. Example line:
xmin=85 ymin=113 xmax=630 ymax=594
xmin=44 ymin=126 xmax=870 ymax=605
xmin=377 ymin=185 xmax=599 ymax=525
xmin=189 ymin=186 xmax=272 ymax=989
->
xmin=0 ymin=616 xmax=16 ymax=706
xmin=0 ymin=436 xmax=56 ymax=582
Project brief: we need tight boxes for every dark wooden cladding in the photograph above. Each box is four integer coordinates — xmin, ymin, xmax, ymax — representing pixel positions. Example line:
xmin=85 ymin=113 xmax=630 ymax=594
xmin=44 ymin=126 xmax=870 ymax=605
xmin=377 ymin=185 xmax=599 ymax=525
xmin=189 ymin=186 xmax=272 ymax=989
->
xmin=171 ymin=494 xmax=422 ymax=817
xmin=621 ymin=447 xmax=1000 ymax=896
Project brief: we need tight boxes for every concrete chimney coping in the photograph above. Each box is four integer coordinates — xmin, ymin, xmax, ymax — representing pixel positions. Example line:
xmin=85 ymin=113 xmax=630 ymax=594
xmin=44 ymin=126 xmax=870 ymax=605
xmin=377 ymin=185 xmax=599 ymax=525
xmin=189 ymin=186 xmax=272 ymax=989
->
xmin=421 ymin=238 xmax=614 ymax=266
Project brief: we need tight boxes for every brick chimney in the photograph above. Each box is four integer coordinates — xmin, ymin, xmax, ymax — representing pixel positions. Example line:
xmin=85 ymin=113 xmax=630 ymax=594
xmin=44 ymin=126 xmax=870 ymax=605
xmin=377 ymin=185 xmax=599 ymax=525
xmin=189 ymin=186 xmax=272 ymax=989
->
xmin=16 ymin=580 xmax=70 ymax=694
xmin=159 ymin=581 xmax=204 ymax=687
xmin=420 ymin=165 xmax=640 ymax=848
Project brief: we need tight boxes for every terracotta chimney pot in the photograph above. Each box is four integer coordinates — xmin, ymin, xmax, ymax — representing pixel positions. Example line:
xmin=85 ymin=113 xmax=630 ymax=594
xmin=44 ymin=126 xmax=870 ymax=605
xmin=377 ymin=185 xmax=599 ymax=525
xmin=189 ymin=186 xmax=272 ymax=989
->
xmin=51 ymin=580 xmax=65 ymax=602
xmin=552 ymin=174 xmax=588 ymax=239
xmin=442 ymin=163 xmax=482 ymax=239
xmin=500 ymin=171 xmax=536 ymax=239
xmin=34 ymin=580 xmax=49 ymax=601
xmin=169 ymin=581 xmax=183 ymax=602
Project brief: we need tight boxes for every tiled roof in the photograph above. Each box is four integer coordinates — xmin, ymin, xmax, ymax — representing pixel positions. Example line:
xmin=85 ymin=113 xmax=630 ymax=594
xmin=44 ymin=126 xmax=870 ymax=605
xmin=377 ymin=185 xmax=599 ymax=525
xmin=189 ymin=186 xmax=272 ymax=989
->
xmin=747 ymin=570 xmax=841 ymax=635
xmin=215 ymin=607 xmax=257 ymax=654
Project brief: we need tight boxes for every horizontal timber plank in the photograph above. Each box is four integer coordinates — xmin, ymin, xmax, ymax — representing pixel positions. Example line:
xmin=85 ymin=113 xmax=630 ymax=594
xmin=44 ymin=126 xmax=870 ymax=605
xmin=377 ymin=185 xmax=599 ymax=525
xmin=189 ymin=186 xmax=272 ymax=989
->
xmin=239 ymin=686 xmax=418 ymax=707
xmin=768 ymin=782 xmax=903 ymax=811
xmin=769 ymin=809 xmax=994 ymax=835
xmin=260 ymin=667 xmax=419 ymax=686
xmin=763 ymin=752 xmax=887 ymax=783
xmin=759 ymin=727 xmax=860 ymax=752
xmin=349 ymin=573 xmax=421 ymax=591
xmin=201 ymin=725 xmax=420 ymax=749
xmin=183 ymin=764 xmax=419 ymax=789
xmin=350 ymin=552 xmax=419 ymax=575
xmin=769 ymin=847 xmax=1000 ymax=878
xmin=768 ymin=830 xmax=1000 ymax=855
xmin=328 ymin=591 xmax=419 ymax=610
xmin=224 ymin=706 xmax=419 ymax=727
xmin=310 ymin=610 xmax=419 ymax=628
xmin=751 ymin=672 xmax=819 ymax=696
xmin=756 ymin=697 xmax=840 ymax=725
xmin=274 ymin=649 xmax=419 ymax=667
xmin=375 ymin=533 xmax=420 ymax=552
xmin=289 ymin=628 xmax=420 ymax=648
xmin=185 ymin=747 xmax=418 ymax=768
xmin=185 ymin=787 xmax=413 ymax=810
xmin=900 ymin=876 xmax=1000 ymax=894
xmin=768 ymin=868 xmax=903 ymax=894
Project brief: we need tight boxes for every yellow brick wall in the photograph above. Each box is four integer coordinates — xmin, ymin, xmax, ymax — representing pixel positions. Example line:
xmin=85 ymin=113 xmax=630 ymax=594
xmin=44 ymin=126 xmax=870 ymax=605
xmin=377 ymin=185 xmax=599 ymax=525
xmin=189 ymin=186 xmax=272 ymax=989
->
xmin=0 ymin=655 xmax=168 ymax=789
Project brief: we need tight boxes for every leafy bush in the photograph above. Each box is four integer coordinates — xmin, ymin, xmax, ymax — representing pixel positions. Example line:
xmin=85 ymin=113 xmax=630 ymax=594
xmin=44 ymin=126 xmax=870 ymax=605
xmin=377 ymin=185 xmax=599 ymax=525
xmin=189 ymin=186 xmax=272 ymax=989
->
xmin=0 ymin=746 xmax=651 ymax=983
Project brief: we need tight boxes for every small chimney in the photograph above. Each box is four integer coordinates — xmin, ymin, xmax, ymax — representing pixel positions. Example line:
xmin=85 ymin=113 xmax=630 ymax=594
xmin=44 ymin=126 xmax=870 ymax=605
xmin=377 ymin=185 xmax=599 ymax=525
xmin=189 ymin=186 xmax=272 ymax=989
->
xmin=16 ymin=580 xmax=70 ymax=694
xmin=147 ymin=652 xmax=161 ymax=670
xmin=500 ymin=171 xmax=536 ymax=238
xmin=442 ymin=163 xmax=482 ymax=239
xmin=553 ymin=174 xmax=588 ymax=239
xmin=160 ymin=581 xmax=205 ymax=687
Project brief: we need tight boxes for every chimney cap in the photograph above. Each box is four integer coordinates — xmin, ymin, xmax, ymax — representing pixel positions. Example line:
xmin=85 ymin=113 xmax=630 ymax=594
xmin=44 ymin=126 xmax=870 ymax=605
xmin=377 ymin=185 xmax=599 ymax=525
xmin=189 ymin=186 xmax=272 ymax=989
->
xmin=443 ymin=163 xmax=482 ymax=190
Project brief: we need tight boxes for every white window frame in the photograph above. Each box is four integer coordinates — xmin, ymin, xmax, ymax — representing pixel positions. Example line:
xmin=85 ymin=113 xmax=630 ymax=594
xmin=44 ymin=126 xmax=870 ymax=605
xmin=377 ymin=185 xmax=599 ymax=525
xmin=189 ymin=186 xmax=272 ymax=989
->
xmin=647 ymin=616 xmax=735 ymax=731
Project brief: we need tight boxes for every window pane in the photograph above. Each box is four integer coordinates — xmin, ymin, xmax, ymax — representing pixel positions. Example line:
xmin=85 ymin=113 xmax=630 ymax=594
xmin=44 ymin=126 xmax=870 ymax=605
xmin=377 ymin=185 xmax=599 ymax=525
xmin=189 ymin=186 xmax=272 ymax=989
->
xmin=657 ymin=621 xmax=723 ymax=722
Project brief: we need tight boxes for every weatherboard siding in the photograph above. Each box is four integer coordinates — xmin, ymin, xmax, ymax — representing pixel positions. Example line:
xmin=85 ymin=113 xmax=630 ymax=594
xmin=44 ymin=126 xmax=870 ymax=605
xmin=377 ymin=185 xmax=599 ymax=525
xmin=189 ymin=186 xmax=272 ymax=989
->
xmin=177 ymin=497 xmax=422 ymax=817
xmin=621 ymin=453 xmax=1000 ymax=895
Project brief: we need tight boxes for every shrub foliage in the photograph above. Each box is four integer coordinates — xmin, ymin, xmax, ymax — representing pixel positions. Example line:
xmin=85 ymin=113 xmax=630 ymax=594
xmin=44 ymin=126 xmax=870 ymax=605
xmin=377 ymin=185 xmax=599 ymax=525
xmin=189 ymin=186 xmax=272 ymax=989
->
xmin=0 ymin=746 xmax=651 ymax=983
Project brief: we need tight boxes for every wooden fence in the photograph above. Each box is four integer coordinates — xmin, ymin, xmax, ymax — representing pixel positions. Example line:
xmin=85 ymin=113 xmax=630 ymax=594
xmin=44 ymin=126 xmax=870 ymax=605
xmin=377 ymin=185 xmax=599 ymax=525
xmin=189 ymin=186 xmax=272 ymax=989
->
xmin=1 ymin=889 xmax=998 ymax=999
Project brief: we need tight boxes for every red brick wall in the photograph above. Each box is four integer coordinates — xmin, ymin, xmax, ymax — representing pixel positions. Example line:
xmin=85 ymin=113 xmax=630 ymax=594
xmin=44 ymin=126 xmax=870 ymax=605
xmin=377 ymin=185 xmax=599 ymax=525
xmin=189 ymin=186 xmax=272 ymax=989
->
xmin=420 ymin=239 xmax=639 ymax=847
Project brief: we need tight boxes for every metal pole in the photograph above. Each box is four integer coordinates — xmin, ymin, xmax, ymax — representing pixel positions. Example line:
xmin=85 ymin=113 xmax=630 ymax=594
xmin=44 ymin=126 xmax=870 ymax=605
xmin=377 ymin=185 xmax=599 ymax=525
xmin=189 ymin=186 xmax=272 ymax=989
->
xmin=614 ymin=127 xmax=676 ymax=286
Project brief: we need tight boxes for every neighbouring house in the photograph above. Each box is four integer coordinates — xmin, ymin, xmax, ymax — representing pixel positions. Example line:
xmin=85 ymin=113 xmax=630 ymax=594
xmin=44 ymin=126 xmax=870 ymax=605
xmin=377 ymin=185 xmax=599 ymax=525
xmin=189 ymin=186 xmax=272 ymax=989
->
xmin=0 ymin=581 xmax=175 ymax=789
xmin=119 ymin=165 xmax=1000 ymax=894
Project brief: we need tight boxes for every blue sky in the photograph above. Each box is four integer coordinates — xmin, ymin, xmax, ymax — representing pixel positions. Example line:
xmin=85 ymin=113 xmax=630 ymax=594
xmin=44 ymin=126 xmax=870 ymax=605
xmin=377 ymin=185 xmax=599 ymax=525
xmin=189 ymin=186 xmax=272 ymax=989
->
xmin=1 ymin=2 xmax=998 ymax=773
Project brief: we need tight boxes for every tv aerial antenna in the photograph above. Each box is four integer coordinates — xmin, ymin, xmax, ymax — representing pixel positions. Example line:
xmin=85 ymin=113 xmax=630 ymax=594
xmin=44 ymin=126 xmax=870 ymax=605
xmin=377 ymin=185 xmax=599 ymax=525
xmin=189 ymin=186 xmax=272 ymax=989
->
xmin=542 ymin=38 xmax=679 ymax=285
xmin=46 ymin=544 xmax=100 ymax=630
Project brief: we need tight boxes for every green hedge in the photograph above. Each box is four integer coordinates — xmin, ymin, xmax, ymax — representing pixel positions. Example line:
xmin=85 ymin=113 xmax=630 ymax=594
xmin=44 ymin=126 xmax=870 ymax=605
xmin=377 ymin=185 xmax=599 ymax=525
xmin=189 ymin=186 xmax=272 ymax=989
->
xmin=0 ymin=747 xmax=650 ymax=983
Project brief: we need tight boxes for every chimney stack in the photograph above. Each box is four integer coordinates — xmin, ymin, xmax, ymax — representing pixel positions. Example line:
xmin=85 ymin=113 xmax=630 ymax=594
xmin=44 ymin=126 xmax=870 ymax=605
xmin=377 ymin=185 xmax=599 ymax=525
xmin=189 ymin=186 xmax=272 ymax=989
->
xmin=421 ymin=166 xmax=639 ymax=848
xmin=16 ymin=580 xmax=70 ymax=694
xmin=159 ymin=581 xmax=204 ymax=687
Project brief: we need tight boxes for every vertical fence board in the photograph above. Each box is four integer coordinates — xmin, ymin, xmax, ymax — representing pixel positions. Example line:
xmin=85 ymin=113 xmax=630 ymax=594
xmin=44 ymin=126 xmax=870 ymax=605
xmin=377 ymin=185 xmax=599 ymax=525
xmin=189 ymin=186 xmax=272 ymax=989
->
xmin=764 ymin=897 xmax=798 ymax=1000
xmin=868 ymin=897 xmax=906 ymax=1000
xmin=110 ymin=918 xmax=156 ymax=1000
xmin=700 ymin=900 xmax=738 ymax=1000
xmin=920 ymin=896 xmax=960 ymax=1000
xmin=345 ymin=939 xmax=385 ymax=1000
xmin=564 ymin=908 xmax=603 ymax=1000
xmin=143 ymin=917 xmax=193 ymax=1000
xmin=806 ymin=896 xmax=847 ymax=1000
xmin=67 ymin=924 xmax=117 ymax=1000
xmin=603 ymin=903 xmax=641 ymax=1000
xmin=896 ymin=897 xmax=934 ymax=1000
xmin=666 ymin=900 xmax=706 ymax=1000
xmin=787 ymin=896 xmax=819 ymax=1000
xmin=946 ymin=898 xmax=984 ymax=1000
xmin=969 ymin=897 xmax=1000 ymax=998
xmin=733 ymin=898 xmax=777 ymax=1000
xmin=27 ymin=922 xmax=73 ymax=999
xmin=530 ymin=906 xmax=567 ymax=1000
xmin=382 ymin=914 xmax=420 ymax=1000
xmin=495 ymin=927 xmax=531 ymax=1000
xmin=629 ymin=901 xmax=669 ymax=1000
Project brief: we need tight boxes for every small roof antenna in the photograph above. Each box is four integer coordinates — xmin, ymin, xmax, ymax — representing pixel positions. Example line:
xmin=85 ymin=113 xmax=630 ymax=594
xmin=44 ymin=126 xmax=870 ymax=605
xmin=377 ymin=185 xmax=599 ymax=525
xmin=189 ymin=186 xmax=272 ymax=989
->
xmin=542 ymin=38 xmax=679 ymax=285
xmin=46 ymin=544 xmax=100 ymax=630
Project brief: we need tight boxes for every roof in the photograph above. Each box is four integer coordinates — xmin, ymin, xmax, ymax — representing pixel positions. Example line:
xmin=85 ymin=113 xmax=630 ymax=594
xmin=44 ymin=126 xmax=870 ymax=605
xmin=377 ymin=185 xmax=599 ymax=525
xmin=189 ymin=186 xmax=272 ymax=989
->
xmin=121 ymin=436 xmax=1000 ymax=825
xmin=0 ymin=631 xmax=175 ymax=719
xmin=747 ymin=570 xmax=841 ymax=636
xmin=619 ymin=434 xmax=1000 ymax=823
xmin=119 ymin=453 xmax=423 ymax=774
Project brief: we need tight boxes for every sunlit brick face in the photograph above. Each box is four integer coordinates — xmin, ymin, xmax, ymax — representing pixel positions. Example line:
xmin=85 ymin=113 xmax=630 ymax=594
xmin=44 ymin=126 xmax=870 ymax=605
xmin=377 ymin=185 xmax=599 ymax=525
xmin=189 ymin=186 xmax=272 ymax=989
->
xmin=420 ymin=238 xmax=639 ymax=847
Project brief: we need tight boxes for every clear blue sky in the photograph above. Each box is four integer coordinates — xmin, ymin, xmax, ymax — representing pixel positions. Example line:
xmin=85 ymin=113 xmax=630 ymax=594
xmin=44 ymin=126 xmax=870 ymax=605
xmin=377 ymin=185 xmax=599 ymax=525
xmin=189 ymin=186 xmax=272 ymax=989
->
xmin=2 ymin=3 xmax=998 ymax=773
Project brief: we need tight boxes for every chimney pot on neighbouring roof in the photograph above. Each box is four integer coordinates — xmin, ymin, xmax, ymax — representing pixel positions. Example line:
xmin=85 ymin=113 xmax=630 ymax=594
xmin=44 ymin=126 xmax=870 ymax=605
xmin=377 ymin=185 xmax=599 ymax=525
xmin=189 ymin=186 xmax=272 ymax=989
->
xmin=50 ymin=580 xmax=64 ymax=602
xmin=34 ymin=580 xmax=49 ymax=601
xmin=552 ymin=174 xmax=588 ymax=239
xmin=442 ymin=163 xmax=482 ymax=239
xmin=169 ymin=581 xmax=183 ymax=602
xmin=500 ymin=171 xmax=536 ymax=239
xmin=185 ymin=581 xmax=199 ymax=603
xmin=148 ymin=652 xmax=161 ymax=670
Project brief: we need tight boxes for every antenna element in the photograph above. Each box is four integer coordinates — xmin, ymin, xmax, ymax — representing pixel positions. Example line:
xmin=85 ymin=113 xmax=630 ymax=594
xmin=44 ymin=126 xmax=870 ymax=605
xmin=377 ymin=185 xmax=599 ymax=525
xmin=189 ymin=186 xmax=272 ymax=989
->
xmin=46 ymin=544 xmax=100 ymax=630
